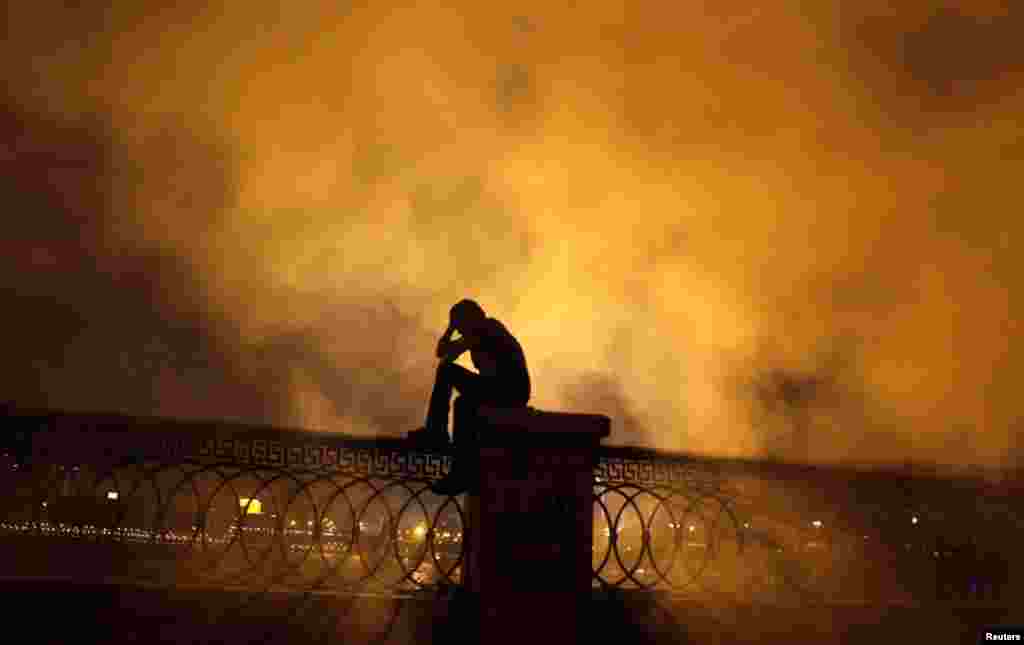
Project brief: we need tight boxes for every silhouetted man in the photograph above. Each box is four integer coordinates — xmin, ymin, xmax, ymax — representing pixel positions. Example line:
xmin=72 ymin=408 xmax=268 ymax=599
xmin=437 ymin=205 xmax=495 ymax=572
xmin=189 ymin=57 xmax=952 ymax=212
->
xmin=408 ymin=299 xmax=531 ymax=495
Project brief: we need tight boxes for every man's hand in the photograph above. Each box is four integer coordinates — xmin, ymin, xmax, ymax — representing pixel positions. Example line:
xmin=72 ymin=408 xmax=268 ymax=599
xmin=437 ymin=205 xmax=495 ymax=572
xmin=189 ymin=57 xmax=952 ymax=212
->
xmin=435 ymin=325 xmax=455 ymax=359
xmin=436 ymin=324 xmax=476 ymax=363
xmin=438 ymin=338 xmax=471 ymax=363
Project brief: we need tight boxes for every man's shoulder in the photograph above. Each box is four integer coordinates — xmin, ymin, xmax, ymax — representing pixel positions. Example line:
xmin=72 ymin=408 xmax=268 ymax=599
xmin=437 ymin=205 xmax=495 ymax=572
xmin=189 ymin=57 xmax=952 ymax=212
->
xmin=481 ymin=318 xmax=517 ymax=342
xmin=483 ymin=317 xmax=511 ymax=334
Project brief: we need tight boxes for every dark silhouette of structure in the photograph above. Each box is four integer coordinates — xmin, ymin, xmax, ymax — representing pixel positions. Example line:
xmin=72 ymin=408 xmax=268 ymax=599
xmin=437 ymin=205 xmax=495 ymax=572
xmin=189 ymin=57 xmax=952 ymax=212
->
xmin=3 ymin=404 xmax=1022 ymax=643
xmin=408 ymin=299 xmax=531 ymax=495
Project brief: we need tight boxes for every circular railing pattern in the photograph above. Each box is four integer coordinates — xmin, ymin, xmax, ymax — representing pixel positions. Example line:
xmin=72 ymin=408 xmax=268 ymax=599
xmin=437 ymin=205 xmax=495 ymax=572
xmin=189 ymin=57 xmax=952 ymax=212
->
xmin=591 ymin=479 xmax=745 ymax=593
xmin=2 ymin=440 xmax=1020 ymax=604
xmin=0 ymin=454 xmax=750 ymax=596
xmin=0 ymin=458 xmax=468 ymax=594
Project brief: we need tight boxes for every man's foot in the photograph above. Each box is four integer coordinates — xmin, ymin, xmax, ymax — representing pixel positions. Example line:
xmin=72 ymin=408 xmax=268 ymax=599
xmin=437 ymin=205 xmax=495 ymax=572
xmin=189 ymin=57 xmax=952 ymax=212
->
xmin=407 ymin=426 xmax=450 ymax=448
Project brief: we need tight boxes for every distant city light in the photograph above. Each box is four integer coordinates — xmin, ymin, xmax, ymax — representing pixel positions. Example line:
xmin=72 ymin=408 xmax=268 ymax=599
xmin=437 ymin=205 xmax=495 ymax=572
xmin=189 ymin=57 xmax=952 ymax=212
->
xmin=688 ymin=525 xmax=696 ymax=533
xmin=413 ymin=523 xmax=427 ymax=539
xmin=238 ymin=498 xmax=262 ymax=515
xmin=911 ymin=516 xmax=919 ymax=525
xmin=811 ymin=520 xmax=823 ymax=528
xmin=106 ymin=491 xmax=119 ymax=501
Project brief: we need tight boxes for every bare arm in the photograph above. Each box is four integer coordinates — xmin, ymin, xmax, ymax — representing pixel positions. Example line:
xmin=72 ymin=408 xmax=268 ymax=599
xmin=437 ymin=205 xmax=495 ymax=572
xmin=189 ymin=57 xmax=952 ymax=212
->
xmin=436 ymin=325 xmax=480 ymax=363
xmin=435 ymin=324 xmax=455 ymax=359
xmin=439 ymin=337 xmax=472 ymax=363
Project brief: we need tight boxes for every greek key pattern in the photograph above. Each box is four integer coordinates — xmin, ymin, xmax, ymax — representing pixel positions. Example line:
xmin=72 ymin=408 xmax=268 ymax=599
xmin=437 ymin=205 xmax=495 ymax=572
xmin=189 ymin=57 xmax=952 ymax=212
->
xmin=30 ymin=425 xmax=456 ymax=480
xmin=194 ymin=439 xmax=455 ymax=480
xmin=595 ymin=456 xmax=706 ymax=486
xmin=3 ymin=423 xmax=1020 ymax=603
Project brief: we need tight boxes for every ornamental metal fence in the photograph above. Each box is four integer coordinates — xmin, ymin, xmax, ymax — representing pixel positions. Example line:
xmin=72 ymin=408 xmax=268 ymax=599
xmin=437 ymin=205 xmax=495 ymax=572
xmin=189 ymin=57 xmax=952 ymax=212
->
xmin=1 ymin=409 xmax=1022 ymax=605
xmin=593 ymin=445 xmax=1024 ymax=605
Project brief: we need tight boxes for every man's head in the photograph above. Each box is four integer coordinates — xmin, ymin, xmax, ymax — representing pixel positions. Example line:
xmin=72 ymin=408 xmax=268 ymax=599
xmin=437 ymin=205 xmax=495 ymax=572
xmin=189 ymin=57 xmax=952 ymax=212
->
xmin=450 ymin=299 xmax=486 ymax=335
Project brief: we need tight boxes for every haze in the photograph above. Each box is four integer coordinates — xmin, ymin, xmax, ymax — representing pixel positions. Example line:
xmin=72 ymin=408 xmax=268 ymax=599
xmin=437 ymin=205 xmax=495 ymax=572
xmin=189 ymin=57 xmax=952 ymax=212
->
xmin=2 ymin=1 xmax=1021 ymax=470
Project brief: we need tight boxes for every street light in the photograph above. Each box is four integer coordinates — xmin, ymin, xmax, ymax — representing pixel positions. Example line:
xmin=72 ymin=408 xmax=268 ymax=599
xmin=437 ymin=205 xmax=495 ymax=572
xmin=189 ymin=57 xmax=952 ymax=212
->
xmin=235 ymin=499 xmax=260 ymax=516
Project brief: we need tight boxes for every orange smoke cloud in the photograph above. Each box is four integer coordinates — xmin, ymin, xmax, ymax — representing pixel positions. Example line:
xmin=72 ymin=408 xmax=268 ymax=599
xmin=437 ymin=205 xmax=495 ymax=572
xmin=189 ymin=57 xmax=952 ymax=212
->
xmin=3 ymin=1 xmax=1021 ymax=468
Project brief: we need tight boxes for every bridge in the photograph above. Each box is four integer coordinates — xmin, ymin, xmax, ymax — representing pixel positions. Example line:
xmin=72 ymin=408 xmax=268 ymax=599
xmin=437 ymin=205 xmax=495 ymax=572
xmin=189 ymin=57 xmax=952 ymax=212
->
xmin=2 ymin=407 xmax=1021 ymax=643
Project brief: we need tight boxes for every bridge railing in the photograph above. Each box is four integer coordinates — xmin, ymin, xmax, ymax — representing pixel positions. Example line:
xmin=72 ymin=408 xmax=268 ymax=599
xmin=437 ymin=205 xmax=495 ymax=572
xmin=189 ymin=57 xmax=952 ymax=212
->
xmin=1 ymin=411 xmax=470 ymax=595
xmin=2 ymin=410 xmax=1022 ymax=604
xmin=592 ymin=446 xmax=743 ymax=594
xmin=590 ymin=445 xmax=1024 ymax=605
xmin=1 ymin=461 xmax=468 ymax=595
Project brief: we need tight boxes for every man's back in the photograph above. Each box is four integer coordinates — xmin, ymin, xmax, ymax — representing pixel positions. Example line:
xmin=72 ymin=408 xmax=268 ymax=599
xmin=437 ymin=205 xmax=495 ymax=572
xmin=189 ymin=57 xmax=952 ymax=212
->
xmin=469 ymin=317 xmax=530 ymax=403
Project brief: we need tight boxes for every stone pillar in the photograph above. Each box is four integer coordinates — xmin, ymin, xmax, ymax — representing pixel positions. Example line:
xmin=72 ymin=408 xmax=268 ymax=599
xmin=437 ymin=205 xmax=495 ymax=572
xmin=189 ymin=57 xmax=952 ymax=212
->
xmin=458 ymin=406 xmax=610 ymax=644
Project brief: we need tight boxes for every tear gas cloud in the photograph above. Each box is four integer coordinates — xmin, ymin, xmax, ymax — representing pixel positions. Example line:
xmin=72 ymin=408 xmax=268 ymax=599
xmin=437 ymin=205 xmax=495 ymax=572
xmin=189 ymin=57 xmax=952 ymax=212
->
xmin=2 ymin=1 xmax=1021 ymax=470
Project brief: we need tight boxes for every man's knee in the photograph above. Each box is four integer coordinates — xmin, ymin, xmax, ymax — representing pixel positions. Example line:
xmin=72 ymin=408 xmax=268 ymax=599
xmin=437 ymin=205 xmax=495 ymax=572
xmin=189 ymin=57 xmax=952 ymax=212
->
xmin=439 ymin=360 xmax=476 ymax=383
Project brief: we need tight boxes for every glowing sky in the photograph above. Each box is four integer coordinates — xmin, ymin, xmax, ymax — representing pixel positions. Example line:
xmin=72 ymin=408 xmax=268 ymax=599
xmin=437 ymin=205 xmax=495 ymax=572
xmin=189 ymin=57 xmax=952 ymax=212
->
xmin=2 ymin=1 xmax=1021 ymax=468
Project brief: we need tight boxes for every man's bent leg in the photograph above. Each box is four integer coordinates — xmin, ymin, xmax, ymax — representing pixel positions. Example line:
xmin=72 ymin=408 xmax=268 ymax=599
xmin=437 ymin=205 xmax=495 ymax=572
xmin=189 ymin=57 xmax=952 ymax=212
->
xmin=450 ymin=378 xmax=527 ymax=456
xmin=431 ymin=384 xmax=517 ymax=496
xmin=411 ymin=363 xmax=481 ymax=447
xmin=430 ymin=395 xmax=483 ymax=496
xmin=423 ymin=363 xmax=454 ymax=435
xmin=451 ymin=395 xmax=482 ymax=449
xmin=425 ymin=363 xmax=482 ymax=433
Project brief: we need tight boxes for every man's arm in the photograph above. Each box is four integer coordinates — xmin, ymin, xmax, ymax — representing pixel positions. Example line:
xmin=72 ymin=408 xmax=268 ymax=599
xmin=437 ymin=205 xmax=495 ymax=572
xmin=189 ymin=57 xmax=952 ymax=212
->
xmin=435 ymin=325 xmax=455 ymax=359
xmin=436 ymin=325 xmax=475 ymax=362
xmin=437 ymin=326 xmax=484 ymax=363
xmin=439 ymin=337 xmax=472 ymax=363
